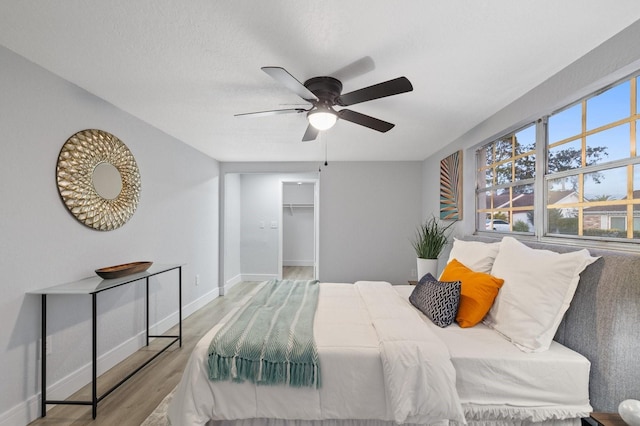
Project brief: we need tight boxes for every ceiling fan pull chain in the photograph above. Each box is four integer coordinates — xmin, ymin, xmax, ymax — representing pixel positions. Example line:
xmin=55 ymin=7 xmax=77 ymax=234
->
xmin=324 ymin=136 xmax=328 ymax=167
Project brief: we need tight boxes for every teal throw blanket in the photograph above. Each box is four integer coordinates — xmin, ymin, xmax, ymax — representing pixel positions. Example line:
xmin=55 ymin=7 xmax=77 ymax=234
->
xmin=208 ymin=279 xmax=321 ymax=388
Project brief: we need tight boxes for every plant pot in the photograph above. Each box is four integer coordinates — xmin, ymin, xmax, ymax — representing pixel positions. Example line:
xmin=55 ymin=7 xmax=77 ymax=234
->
xmin=417 ymin=258 xmax=438 ymax=281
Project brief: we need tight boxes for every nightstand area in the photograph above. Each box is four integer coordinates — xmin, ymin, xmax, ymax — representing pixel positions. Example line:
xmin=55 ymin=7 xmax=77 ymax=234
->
xmin=584 ymin=413 xmax=628 ymax=426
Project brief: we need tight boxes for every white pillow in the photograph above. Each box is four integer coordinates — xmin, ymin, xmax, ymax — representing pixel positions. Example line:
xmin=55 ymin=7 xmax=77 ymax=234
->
xmin=484 ymin=237 xmax=598 ymax=352
xmin=445 ymin=238 xmax=501 ymax=273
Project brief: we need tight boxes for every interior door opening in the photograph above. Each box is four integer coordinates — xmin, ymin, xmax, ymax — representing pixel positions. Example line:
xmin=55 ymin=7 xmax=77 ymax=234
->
xmin=280 ymin=180 xmax=319 ymax=281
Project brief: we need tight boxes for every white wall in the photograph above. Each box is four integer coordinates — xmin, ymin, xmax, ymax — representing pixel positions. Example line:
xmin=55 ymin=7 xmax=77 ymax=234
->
xmin=0 ymin=46 xmax=220 ymax=425
xmin=318 ymin=162 xmax=422 ymax=284
xmin=223 ymin=173 xmax=242 ymax=289
xmin=239 ymin=174 xmax=282 ymax=279
xmin=422 ymin=19 xmax=640 ymax=248
xmin=220 ymin=162 xmax=423 ymax=284
xmin=238 ymin=173 xmax=317 ymax=280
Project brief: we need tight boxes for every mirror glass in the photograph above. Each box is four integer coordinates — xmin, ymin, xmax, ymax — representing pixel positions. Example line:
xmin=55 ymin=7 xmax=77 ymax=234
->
xmin=92 ymin=162 xmax=123 ymax=200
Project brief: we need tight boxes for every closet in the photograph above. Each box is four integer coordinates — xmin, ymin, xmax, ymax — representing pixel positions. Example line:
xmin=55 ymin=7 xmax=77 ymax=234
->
xmin=282 ymin=182 xmax=315 ymax=278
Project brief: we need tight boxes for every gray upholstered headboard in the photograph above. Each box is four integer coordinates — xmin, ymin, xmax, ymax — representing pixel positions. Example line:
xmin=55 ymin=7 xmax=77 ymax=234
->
xmin=462 ymin=235 xmax=640 ymax=412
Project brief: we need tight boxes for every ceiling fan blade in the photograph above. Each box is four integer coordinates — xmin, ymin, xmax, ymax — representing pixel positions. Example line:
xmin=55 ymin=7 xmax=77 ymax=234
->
xmin=301 ymin=124 xmax=319 ymax=142
xmin=338 ymin=109 xmax=395 ymax=132
xmin=234 ymin=108 xmax=307 ymax=118
xmin=262 ymin=67 xmax=318 ymax=102
xmin=337 ymin=76 xmax=413 ymax=106
xmin=329 ymin=56 xmax=375 ymax=82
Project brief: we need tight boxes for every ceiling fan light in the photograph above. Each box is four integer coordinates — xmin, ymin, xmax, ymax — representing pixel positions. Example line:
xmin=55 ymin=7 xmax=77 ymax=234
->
xmin=308 ymin=110 xmax=337 ymax=130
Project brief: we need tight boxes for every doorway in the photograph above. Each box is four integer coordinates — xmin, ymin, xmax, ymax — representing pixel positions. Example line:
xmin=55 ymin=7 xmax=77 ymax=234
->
xmin=280 ymin=179 xmax=319 ymax=280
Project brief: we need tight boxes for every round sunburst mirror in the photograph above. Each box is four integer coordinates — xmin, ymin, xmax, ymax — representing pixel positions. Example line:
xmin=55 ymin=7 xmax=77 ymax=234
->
xmin=56 ymin=129 xmax=141 ymax=231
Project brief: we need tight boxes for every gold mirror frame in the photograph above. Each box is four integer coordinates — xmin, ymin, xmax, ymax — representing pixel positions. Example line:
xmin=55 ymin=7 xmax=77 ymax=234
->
xmin=56 ymin=129 xmax=141 ymax=231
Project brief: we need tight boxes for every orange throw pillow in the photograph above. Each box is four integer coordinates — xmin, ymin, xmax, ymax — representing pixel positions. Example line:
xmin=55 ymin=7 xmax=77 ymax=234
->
xmin=440 ymin=259 xmax=504 ymax=328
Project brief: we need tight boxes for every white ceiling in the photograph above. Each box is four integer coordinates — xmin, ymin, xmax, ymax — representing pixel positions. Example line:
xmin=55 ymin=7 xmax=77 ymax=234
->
xmin=1 ymin=1 xmax=640 ymax=162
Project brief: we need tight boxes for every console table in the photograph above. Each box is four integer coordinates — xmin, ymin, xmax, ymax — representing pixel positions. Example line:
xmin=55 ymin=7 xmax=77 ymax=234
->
xmin=29 ymin=263 xmax=183 ymax=419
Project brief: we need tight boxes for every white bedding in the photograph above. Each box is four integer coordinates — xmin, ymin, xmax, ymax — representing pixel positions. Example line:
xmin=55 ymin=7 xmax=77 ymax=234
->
xmin=169 ymin=282 xmax=591 ymax=426
xmin=169 ymin=281 xmax=465 ymax=426
xmin=394 ymin=285 xmax=592 ymax=422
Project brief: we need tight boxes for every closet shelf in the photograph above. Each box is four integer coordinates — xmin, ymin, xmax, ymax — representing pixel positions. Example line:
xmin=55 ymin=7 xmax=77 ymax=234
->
xmin=284 ymin=203 xmax=314 ymax=215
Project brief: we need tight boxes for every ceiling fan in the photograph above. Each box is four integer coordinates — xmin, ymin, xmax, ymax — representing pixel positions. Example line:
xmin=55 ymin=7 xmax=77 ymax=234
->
xmin=235 ymin=66 xmax=413 ymax=142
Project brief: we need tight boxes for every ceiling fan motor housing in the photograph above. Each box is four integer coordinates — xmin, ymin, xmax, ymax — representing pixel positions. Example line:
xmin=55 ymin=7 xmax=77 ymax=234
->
xmin=304 ymin=76 xmax=343 ymax=106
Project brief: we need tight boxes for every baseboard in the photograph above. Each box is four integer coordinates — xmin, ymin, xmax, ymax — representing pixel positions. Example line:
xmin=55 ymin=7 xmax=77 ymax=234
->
xmin=0 ymin=393 xmax=38 ymax=426
xmin=0 ymin=287 xmax=219 ymax=426
xmin=183 ymin=287 xmax=219 ymax=320
xmin=241 ymin=274 xmax=277 ymax=282
xmin=223 ymin=274 xmax=242 ymax=295
xmin=283 ymin=260 xmax=314 ymax=267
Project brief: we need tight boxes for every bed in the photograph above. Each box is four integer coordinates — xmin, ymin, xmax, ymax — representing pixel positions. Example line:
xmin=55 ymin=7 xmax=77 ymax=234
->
xmin=168 ymin=236 xmax=640 ymax=426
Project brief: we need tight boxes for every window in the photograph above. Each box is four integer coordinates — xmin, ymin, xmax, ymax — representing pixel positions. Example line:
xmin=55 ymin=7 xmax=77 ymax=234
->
xmin=476 ymin=124 xmax=535 ymax=233
xmin=476 ymin=74 xmax=640 ymax=242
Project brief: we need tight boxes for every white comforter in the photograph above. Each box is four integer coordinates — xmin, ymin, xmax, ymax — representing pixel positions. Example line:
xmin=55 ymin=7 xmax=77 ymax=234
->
xmin=168 ymin=281 xmax=465 ymax=426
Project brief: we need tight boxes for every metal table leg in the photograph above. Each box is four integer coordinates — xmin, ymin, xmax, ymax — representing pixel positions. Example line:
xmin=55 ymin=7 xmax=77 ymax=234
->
xmin=146 ymin=277 xmax=150 ymax=347
xmin=179 ymin=266 xmax=182 ymax=347
xmin=41 ymin=294 xmax=47 ymax=417
xmin=92 ymin=293 xmax=97 ymax=419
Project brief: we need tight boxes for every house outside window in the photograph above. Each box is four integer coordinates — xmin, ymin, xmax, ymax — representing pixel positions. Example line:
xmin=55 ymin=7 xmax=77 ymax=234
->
xmin=476 ymin=74 xmax=640 ymax=243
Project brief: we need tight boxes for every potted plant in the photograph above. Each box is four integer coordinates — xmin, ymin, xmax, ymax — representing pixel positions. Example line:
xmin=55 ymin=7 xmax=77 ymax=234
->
xmin=412 ymin=215 xmax=455 ymax=280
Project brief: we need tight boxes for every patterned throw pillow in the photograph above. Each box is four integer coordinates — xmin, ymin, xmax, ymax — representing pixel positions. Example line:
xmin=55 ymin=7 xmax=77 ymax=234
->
xmin=409 ymin=273 xmax=461 ymax=328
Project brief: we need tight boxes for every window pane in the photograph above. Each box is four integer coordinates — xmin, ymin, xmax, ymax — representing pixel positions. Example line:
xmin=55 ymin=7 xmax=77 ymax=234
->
xmin=515 ymin=125 xmax=535 ymax=152
xmin=476 ymin=122 xmax=536 ymax=234
xmin=480 ymin=145 xmax=493 ymax=167
xmin=634 ymin=164 xmax=640 ymax=192
xmin=586 ymin=81 xmax=630 ymax=130
xmin=495 ymin=137 xmax=512 ymax=162
xmin=479 ymin=168 xmax=493 ymax=189
xmin=548 ymin=177 xmax=579 ymax=200
xmin=515 ymin=154 xmax=535 ymax=180
xmin=583 ymin=208 xmax=603 ymax=231
xmin=513 ymin=210 xmax=534 ymax=232
xmin=549 ymin=103 xmax=581 ymax=144
xmin=585 ymin=123 xmax=629 ymax=165
xmin=610 ymin=217 xmax=626 ymax=230
xmin=583 ymin=213 xmax=627 ymax=239
xmin=486 ymin=212 xmax=510 ymax=232
xmin=513 ymin=183 xmax=534 ymax=196
xmin=547 ymin=175 xmax=579 ymax=237
xmin=493 ymin=189 xmax=510 ymax=208
xmin=548 ymin=139 xmax=582 ymax=173
xmin=637 ymin=77 xmax=640 ymax=115
xmin=495 ymin=162 xmax=512 ymax=185
xmin=584 ymin=166 xmax=627 ymax=201
xmin=547 ymin=208 xmax=578 ymax=235
xmin=637 ymin=120 xmax=640 ymax=158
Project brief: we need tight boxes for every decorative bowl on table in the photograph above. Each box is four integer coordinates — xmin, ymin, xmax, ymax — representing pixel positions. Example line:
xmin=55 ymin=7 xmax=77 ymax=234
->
xmin=619 ymin=399 xmax=640 ymax=426
xmin=95 ymin=261 xmax=153 ymax=279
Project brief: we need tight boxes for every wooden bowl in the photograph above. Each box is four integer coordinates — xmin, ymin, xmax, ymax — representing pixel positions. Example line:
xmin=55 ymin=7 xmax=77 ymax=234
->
xmin=95 ymin=261 xmax=153 ymax=279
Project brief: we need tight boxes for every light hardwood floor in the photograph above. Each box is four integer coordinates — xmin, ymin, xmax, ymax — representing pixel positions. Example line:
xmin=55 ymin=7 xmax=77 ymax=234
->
xmin=28 ymin=281 xmax=261 ymax=426
xmin=282 ymin=266 xmax=314 ymax=280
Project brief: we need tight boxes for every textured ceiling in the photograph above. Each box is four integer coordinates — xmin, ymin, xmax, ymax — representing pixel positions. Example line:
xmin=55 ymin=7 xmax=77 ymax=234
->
xmin=1 ymin=1 xmax=640 ymax=162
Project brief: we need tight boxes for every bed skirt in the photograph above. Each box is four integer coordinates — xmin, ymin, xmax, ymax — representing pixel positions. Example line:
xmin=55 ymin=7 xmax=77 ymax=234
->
xmin=210 ymin=418 xmax=581 ymax=426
